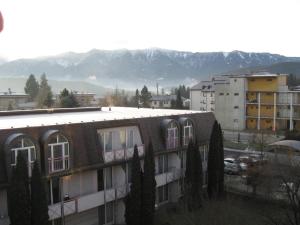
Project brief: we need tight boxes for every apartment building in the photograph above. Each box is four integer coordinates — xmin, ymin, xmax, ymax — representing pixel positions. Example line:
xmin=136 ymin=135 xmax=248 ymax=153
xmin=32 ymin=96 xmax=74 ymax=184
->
xmin=0 ymin=107 xmax=214 ymax=225
xmin=0 ymin=90 xmax=30 ymax=111
xmin=150 ymin=95 xmax=186 ymax=109
xmin=190 ymin=77 xmax=227 ymax=111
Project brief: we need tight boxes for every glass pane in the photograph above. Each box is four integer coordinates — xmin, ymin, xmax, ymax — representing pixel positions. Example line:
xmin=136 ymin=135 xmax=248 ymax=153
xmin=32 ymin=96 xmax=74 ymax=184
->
xmin=120 ymin=129 xmax=126 ymax=149
xmin=18 ymin=150 xmax=29 ymax=165
xmin=53 ymin=145 xmax=63 ymax=158
xmin=99 ymin=132 xmax=105 ymax=150
xmin=49 ymin=136 xmax=57 ymax=144
xmin=106 ymin=202 xmax=114 ymax=223
xmin=105 ymin=132 xmax=112 ymax=152
xmin=58 ymin=135 xmax=67 ymax=143
xmin=158 ymin=155 xmax=164 ymax=174
xmin=47 ymin=146 xmax=52 ymax=158
xmin=158 ymin=186 xmax=163 ymax=203
xmin=164 ymin=155 xmax=168 ymax=173
xmin=105 ymin=167 xmax=112 ymax=189
xmin=127 ymin=130 xmax=134 ymax=148
xmin=164 ymin=185 xmax=168 ymax=201
xmin=30 ymin=148 xmax=35 ymax=161
xmin=98 ymin=205 xmax=105 ymax=225
xmin=64 ymin=143 xmax=69 ymax=156
xmin=12 ymin=138 xmax=22 ymax=149
xmin=11 ymin=150 xmax=16 ymax=164
xmin=23 ymin=138 xmax=34 ymax=147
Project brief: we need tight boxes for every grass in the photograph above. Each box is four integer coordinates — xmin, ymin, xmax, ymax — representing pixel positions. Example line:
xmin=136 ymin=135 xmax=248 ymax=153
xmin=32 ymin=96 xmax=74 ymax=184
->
xmin=154 ymin=194 xmax=286 ymax=225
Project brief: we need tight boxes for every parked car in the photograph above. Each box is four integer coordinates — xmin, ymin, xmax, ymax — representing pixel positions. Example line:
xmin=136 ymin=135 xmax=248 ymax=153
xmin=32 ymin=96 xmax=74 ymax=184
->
xmin=224 ymin=158 xmax=240 ymax=174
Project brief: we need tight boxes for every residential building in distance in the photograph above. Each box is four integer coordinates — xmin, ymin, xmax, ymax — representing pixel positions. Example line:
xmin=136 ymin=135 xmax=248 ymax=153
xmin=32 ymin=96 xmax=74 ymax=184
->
xmin=190 ymin=77 xmax=227 ymax=111
xmin=0 ymin=89 xmax=30 ymax=111
xmin=73 ymin=91 xmax=97 ymax=107
xmin=192 ymin=73 xmax=300 ymax=131
xmin=0 ymin=107 xmax=214 ymax=225
xmin=150 ymin=95 xmax=186 ymax=108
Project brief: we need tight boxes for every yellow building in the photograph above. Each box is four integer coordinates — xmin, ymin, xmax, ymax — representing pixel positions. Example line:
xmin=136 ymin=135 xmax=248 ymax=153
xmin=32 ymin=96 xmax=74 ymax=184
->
xmin=245 ymin=74 xmax=300 ymax=131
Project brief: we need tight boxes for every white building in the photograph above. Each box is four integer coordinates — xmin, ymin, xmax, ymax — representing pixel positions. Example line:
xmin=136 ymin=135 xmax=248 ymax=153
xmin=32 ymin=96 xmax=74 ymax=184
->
xmin=0 ymin=107 xmax=214 ymax=225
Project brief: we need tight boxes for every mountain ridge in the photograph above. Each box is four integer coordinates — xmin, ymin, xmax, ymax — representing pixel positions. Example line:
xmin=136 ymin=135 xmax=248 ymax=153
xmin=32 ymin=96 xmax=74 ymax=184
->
xmin=0 ymin=48 xmax=299 ymax=88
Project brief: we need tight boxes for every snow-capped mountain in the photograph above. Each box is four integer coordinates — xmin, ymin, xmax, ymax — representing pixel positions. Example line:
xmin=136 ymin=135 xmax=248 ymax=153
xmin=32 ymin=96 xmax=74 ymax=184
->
xmin=0 ymin=49 xmax=299 ymax=88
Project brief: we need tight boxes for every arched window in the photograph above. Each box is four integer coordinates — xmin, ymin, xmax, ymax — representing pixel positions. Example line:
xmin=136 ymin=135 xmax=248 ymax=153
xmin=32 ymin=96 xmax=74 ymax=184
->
xmin=183 ymin=120 xmax=194 ymax=146
xmin=166 ymin=121 xmax=179 ymax=149
xmin=47 ymin=134 xmax=69 ymax=173
xmin=11 ymin=137 xmax=36 ymax=175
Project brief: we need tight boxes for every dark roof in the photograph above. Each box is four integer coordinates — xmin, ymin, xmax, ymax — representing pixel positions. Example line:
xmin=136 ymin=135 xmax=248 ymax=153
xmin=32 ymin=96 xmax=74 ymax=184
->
xmin=0 ymin=108 xmax=215 ymax=187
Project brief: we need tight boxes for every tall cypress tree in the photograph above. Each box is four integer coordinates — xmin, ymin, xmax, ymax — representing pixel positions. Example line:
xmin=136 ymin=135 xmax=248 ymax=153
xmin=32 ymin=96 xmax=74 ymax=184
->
xmin=125 ymin=145 xmax=142 ymax=225
xmin=184 ymin=140 xmax=194 ymax=211
xmin=207 ymin=121 xmax=225 ymax=199
xmin=8 ymin=154 xmax=31 ymax=225
xmin=217 ymin=123 xmax=225 ymax=198
xmin=31 ymin=161 xmax=49 ymax=225
xmin=191 ymin=140 xmax=203 ymax=209
xmin=142 ymin=141 xmax=156 ymax=225
xmin=207 ymin=121 xmax=219 ymax=199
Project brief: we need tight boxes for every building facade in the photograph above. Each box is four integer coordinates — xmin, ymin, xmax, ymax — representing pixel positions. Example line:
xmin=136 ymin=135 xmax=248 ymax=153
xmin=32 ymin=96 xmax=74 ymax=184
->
xmin=190 ymin=77 xmax=227 ymax=112
xmin=150 ymin=95 xmax=186 ymax=109
xmin=0 ymin=91 xmax=30 ymax=111
xmin=0 ymin=107 xmax=214 ymax=225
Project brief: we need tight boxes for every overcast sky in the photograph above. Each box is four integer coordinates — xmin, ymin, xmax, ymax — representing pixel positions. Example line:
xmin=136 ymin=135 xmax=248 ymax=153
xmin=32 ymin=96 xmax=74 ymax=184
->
xmin=1 ymin=0 xmax=300 ymax=60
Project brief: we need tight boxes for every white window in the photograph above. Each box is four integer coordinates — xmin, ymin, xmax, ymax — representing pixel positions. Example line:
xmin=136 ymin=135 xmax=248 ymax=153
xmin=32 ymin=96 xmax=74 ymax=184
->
xmin=199 ymin=144 xmax=209 ymax=162
xmin=11 ymin=138 xmax=36 ymax=176
xmin=157 ymin=154 xmax=168 ymax=174
xmin=183 ymin=120 xmax=193 ymax=146
xmin=156 ymin=185 xmax=168 ymax=204
xmin=167 ymin=122 xmax=178 ymax=149
xmin=127 ymin=129 xmax=134 ymax=149
xmin=48 ymin=134 xmax=69 ymax=173
xmin=105 ymin=167 xmax=113 ymax=189
xmin=100 ymin=131 xmax=113 ymax=152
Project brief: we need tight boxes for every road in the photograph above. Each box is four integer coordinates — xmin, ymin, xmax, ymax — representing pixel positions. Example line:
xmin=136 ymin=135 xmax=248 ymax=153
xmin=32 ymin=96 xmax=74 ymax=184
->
xmin=224 ymin=147 xmax=262 ymax=159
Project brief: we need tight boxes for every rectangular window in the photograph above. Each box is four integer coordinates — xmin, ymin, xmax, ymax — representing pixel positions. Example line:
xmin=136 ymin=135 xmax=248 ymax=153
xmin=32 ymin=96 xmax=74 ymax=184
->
xmin=106 ymin=202 xmax=114 ymax=224
xmin=105 ymin=167 xmax=113 ymax=189
xmin=119 ymin=129 xmax=126 ymax=149
xmin=158 ymin=154 xmax=168 ymax=174
xmin=234 ymin=106 xmax=239 ymax=109
xmin=234 ymin=93 xmax=239 ymax=96
xmin=127 ymin=129 xmax=134 ymax=148
xmin=157 ymin=185 xmax=168 ymax=204
xmin=219 ymin=93 xmax=224 ymax=96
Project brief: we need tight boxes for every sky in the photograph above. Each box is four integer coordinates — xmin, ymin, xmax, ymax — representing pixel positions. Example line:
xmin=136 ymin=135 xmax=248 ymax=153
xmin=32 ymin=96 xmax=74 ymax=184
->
xmin=1 ymin=0 xmax=300 ymax=60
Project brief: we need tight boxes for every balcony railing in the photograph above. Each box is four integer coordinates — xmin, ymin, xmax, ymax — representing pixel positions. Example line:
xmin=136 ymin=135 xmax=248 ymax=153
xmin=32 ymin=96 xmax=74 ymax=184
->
xmin=48 ymin=156 xmax=69 ymax=173
xmin=103 ymin=145 xmax=144 ymax=163
xmin=166 ymin=137 xmax=179 ymax=150
xmin=155 ymin=167 xmax=183 ymax=187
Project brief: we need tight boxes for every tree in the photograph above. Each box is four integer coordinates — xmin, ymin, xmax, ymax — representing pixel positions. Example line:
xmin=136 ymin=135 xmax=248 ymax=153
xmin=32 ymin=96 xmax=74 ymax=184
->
xmin=24 ymin=74 xmax=39 ymax=100
xmin=175 ymin=90 xmax=183 ymax=109
xmin=134 ymin=89 xmax=140 ymax=107
xmin=207 ymin=121 xmax=224 ymax=199
xmin=8 ymin=154 xmax=31 ymax=225
xmin=125 ymin=145 xmax=142 ymax=225
xmin=59 ymin=88 xmax=79 ymax=108
xmin=37 ymin=74 xmax=53 ymax=108
xmin=31 ymin=161 xmax=49 ymax=225
xmin=142 ymin=141 xmax=156 ymax=225
xmin=185 ymin=140 xmax=203 ymax=211
xmin=140 ymin=85 xmax=151 ymax=108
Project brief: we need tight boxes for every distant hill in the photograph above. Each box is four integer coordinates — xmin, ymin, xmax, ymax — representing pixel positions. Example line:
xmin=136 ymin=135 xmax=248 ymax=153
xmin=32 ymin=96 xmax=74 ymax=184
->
xmin=0 ymin=77 xmax=109 ymax=96
xmin=226 ymin=61 xmax=300 ymax=76
xmin=0 ymin=49 xmax=299 ymax=89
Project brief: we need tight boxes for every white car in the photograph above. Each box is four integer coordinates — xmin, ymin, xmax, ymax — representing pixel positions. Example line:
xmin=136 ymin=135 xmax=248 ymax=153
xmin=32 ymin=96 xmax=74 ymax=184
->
xmin=224 ymin=158 xmax=240 ymax=174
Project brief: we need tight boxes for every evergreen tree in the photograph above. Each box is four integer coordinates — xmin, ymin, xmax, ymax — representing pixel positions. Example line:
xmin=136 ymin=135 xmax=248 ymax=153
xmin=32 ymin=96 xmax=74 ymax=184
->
xmin=24 ymin=74 xmax=39 ymax=100
xmin=140 ymin=85 xmax=151 ymax=108
xmin=207 ymin=121 xmax=224 ymax=199
xmin=31 ymin=161 xmax=49 ymax=225
xmin=217 ymin=124 xmax=225 ymax=198
xmin=8 ymin=154 xmax=31 ymax=225
xmin=59 ymin=88 xmax=79 ymax=108
xmin=125 ymin=145 xmax=142 ymax=225
xmin=142 ymin=141 xmax=156 ymax=225
xmin=185 ymin=140 xmax=203 ymax=211
xmin=134 ymin=89 xmax=140 ymax=107
xmin=37 ymin=74 xmax=53 ymax=108
xmin=175 ymin=90 xmax=183 ymax=109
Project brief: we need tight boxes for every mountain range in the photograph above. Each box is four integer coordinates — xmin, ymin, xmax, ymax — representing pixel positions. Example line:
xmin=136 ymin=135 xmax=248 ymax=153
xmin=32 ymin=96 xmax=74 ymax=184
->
xmin=0 ymin=48 xmax=300 ymax=90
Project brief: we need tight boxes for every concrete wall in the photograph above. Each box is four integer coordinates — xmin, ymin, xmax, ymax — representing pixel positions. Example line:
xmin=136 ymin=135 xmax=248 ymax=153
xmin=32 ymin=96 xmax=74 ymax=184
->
xmin=215 ymin=77 xmax=246 ymax=130
xmin=65 ymin=208 xmax=98 ymax=225
xmin=63 ymin=170 xmax=97 ymax=198
xmin=190 ymin=90 xmax=214 ymax=111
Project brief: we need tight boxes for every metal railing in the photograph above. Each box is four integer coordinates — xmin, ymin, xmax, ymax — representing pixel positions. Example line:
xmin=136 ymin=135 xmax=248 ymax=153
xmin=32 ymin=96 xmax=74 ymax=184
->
xmin=48 ymin=156 xmax=69 ymax=173
xmin=103 ymin=145 xmax=144 ymax=163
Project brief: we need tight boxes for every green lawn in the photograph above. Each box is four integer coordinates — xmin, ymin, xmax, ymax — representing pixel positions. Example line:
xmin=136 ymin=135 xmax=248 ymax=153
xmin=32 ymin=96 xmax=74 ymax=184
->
xmin=154 ymin=194 xmax=285 ymax=225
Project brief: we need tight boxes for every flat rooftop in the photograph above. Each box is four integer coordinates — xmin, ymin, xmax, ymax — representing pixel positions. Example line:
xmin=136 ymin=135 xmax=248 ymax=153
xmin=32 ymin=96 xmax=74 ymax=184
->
xmin=0 ymin=107 xmax=205 ymax=130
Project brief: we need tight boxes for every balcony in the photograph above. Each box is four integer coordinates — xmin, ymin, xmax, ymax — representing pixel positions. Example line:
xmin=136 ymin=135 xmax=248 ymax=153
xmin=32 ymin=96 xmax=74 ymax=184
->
xmin=103 ymin=145 xmax=144 ymax=163
xmin=166 ymin=137 xmax=179 ymax=150
xmin=48 ymin=199 xmax=76 ymax=220
xmin=155 ymin=167 xmax=183 ymax=187
xmin=48 ymin=184 xmax=130 ymax=220
xmin=48 ymin=156 xmax=69 ymax=173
